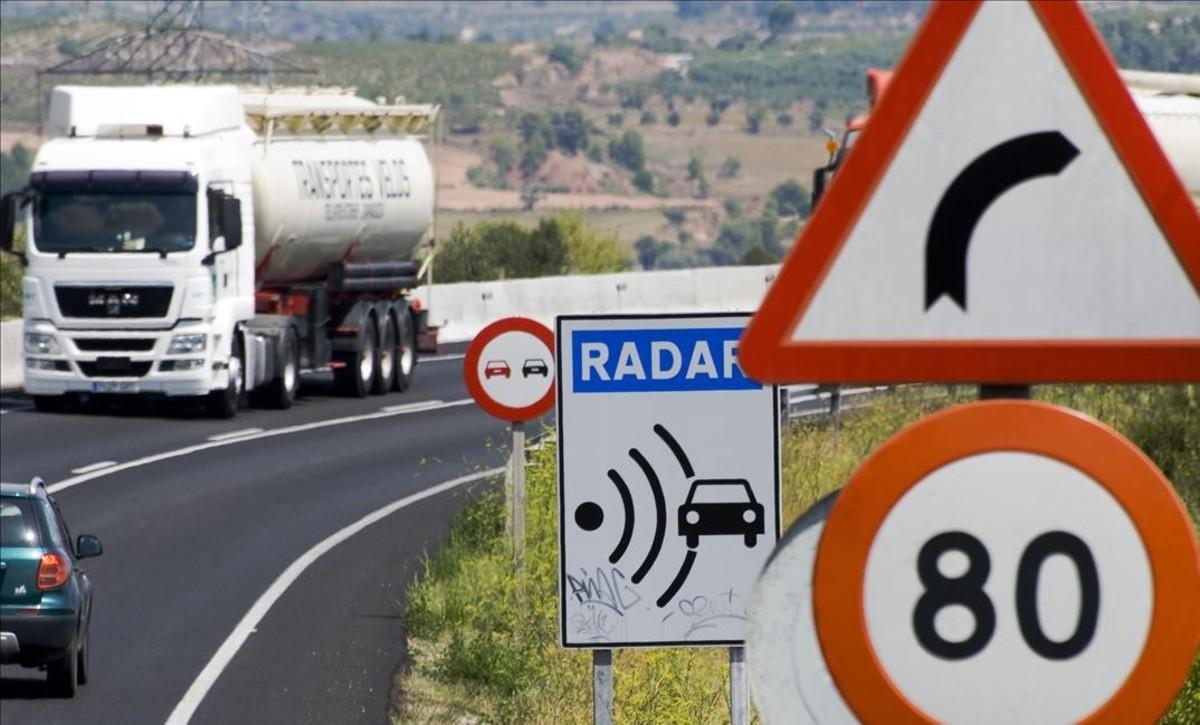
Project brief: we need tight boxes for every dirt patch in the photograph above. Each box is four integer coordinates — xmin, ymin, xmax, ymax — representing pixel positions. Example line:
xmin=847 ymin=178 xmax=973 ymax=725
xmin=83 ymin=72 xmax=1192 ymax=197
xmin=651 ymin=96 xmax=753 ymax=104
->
xmin=578 ymin=48 xmax=664 ymax=87
xmin=0 ymin=125 xmax=41 ymax=153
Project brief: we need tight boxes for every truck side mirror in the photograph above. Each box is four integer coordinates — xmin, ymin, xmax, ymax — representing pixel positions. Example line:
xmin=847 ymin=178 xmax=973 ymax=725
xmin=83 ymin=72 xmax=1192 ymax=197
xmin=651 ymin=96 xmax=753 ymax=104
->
xmin=220 ymin=195 xmax=242 ymax=251
xmin=1 ymin=193 xmax=17 ymax=253
xmin=812 ymin=167 xmax=828 ymax=209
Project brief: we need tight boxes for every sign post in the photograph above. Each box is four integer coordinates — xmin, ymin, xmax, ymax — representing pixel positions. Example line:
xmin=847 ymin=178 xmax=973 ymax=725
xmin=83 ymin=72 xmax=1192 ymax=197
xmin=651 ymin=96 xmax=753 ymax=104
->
xmin=464 ymin=317 xmax=555 ymax=565
xmin=556 ymin=312 xmax=780 ymax=721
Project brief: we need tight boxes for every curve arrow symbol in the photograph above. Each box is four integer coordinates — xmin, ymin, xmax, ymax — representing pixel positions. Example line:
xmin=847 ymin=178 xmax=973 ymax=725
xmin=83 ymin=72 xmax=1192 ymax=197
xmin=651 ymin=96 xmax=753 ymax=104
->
xmin=925 ymin=131 xmax=1079 ymax=311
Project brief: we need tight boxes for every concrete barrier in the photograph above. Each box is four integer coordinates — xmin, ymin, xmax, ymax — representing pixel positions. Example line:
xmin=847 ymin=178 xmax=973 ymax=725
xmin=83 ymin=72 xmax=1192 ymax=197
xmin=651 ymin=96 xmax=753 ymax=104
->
xmin=0 ymin=319 xmax=22 ymax=392
xmin=415 ymin=264 xmax=780 ymax=342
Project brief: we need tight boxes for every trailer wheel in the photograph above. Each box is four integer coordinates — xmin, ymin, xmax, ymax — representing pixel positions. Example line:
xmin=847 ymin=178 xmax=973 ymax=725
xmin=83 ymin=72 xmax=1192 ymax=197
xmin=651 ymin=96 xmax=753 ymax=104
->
xmin=207 ymin=336 xmax=244 ymax=419
xmin=392 ymin=310 xmax=418 ymax=392
xmin=261 ymin=329 xmax=300 ymax=409
xmin=372 ymin=312 xmax=397 ymax=395
xmin=334 ymin=317 xmax=377 ymax=398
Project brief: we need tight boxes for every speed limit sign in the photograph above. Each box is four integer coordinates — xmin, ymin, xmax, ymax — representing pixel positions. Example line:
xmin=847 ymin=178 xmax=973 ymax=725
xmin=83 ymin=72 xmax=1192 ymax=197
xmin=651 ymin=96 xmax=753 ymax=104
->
xmin=813 ymin=401 xmax=1200 ymax=723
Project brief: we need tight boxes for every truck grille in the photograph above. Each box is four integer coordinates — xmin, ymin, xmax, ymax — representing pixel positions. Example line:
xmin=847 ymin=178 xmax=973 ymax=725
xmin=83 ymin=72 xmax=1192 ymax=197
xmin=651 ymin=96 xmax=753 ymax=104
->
xmin=74 ymin=338 xmax=156 ymax=352
xmin=77 ymin=358 xmax=153 ymax=378
xmin=55 ymin=286 xmax=173 ymax=318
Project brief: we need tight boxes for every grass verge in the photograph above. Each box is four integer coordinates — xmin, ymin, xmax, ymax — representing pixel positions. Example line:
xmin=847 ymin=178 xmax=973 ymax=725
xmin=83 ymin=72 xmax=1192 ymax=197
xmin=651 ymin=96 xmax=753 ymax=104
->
xmin=394 ymin=385 xmax=1199 ymax=723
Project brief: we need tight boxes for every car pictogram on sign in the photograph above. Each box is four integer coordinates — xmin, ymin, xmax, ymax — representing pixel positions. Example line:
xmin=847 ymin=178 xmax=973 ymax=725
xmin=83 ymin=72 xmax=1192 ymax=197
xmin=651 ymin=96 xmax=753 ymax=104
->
xmin=678 ymin=479 xmax=764 ymax=549
xmin=522 ymin=358 xmax=549 ymax=378
xmin=484 ymin=360 xmax=511 ymax=379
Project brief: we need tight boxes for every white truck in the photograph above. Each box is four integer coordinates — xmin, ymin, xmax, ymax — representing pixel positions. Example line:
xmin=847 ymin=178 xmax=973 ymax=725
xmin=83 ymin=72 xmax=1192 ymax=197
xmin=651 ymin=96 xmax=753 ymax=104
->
xmin=1 ymin=85 xmax=440 ymax=417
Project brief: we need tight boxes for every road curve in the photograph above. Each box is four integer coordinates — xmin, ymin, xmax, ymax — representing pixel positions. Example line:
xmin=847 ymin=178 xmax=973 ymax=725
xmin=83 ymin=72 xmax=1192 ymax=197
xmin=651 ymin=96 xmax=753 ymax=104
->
xmin=0 ymin=354 xmax=518 ymax=724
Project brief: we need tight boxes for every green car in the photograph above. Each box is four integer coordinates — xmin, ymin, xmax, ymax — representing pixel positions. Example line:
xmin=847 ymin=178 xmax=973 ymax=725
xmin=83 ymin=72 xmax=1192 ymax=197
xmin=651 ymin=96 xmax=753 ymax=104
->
xmin=0 ymin=477 xmax=102 ymax=697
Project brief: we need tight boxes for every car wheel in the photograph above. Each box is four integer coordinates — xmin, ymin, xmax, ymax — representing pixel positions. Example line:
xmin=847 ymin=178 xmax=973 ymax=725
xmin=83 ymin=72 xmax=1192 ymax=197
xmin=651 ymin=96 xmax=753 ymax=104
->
xmin=686 ymin=534 xmax=699 ymax=549
xmin=744 ymin=533 xmax=757 ymax=548
xmin=77 ymin=626 xmax=90 ymax=686
xmin=47 ymin=639 xmax=79 ymax=698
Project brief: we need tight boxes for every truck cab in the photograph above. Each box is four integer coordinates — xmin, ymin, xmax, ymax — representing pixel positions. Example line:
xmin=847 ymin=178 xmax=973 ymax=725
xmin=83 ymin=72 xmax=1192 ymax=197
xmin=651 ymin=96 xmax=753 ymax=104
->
xmin=1 ymin=86 xmax=256 ymax=416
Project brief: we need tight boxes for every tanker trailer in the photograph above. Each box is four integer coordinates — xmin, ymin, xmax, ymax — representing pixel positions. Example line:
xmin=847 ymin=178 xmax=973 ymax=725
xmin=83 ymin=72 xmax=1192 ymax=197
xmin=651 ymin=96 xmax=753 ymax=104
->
xmin=1 ymin=85 xmax=440 ymax=417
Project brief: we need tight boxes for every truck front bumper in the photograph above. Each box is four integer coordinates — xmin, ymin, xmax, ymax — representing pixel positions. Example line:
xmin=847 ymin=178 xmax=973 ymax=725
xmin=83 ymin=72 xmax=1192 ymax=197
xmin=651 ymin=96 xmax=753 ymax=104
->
xmin=21 ymin=323 xmax=229 ymax=398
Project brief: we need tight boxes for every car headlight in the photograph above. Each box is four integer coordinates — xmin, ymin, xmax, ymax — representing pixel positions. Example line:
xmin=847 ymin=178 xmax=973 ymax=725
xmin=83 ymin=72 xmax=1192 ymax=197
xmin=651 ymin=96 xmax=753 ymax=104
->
xmin=25 ymin=333 xmax=59 ymax=355
xmin=685 ymin=510 xmax=700 ymax=524
xmin=743 ymin=508 xmax=757 ymax=524
xmin=168 ymin=333 xmax=207 ymax=354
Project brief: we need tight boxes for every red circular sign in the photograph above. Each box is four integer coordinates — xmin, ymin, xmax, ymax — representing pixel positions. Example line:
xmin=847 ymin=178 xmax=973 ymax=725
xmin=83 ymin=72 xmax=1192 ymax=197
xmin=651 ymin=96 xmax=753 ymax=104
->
xmin=812 ymin=400 xmax=1200 ymax=724
xmin=464 ymin=317 xmax=555 ymax=422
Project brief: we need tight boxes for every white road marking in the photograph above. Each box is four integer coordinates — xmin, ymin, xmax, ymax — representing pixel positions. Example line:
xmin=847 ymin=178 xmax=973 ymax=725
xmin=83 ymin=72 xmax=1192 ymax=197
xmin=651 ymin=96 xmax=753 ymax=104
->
xmin=206 ymin=428 xmax=264 ymax=442
xmin=381 ymin=399 xmax=445 ymax=414
xmin=46 ymin=398 xmax=475 ymax=495
xmin=164 ymin=465 xmax=503 ymax=725
xmin=69 ymin=461 xmax=117 ymax=475
xmin=424 ymin=352 xmax=466 ymax=362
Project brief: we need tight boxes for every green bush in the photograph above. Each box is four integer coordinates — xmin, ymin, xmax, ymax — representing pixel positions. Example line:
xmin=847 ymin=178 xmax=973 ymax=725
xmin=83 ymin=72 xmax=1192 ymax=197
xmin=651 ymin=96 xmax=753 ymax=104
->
xmin=434 ymin=213 xmax=628 ymax=283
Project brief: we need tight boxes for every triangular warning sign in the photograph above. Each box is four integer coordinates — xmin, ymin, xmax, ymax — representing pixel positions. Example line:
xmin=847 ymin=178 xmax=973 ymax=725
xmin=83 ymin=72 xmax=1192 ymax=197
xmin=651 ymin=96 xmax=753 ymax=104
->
xmin=740 ymin=0 xmax=1200 ymax=384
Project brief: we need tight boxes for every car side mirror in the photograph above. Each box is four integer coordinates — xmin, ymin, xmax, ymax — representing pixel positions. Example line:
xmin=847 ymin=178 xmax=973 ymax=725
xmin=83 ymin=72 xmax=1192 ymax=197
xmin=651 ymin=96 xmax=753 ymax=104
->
xmin=76 ymin=534 xmax=103 ymax=559
xmin=220 ymin=195 xmax=242 ymax=251
xmin=1 ymin=192 xmax=17 ymax=253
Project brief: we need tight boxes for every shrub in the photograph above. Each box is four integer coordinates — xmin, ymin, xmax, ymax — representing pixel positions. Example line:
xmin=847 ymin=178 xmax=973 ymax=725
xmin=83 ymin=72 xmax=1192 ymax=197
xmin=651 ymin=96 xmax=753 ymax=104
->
xmin=632 ymin=169 xmax=655 ymax=193
xmin=548 ymin=43 xmax=585 ymax=75
xmin=667 ymin=110 xmax=681 ymax=127
xmin=745 ymin=104 xmax=766 ymax=134
xmin=608 ymin=130 xmax=646 ymax=173
xmin=718 ymin=156 xmax=741 ymax=179
xmin=639 ymin=110 xmax=657 ymax=125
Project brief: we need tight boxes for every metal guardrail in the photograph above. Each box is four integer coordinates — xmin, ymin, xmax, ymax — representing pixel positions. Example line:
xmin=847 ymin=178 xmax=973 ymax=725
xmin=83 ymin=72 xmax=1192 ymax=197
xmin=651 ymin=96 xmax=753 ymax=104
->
xmin=783 ymin=384 xmax=892 ymax=422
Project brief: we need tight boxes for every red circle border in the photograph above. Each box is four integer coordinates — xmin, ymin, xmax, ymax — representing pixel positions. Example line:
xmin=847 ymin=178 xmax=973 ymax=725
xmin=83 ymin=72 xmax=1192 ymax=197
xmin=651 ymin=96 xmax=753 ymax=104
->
xmin=463 ymin=317 xmax=555 ymax=422
xmin=812 ymin=400 xmax=1200 ymax=725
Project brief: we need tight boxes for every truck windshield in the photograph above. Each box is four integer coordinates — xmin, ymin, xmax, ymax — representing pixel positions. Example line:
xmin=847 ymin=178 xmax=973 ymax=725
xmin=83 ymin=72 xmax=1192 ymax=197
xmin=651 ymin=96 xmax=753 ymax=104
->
xmin=33 ymin=191 xmax=197 ymax=254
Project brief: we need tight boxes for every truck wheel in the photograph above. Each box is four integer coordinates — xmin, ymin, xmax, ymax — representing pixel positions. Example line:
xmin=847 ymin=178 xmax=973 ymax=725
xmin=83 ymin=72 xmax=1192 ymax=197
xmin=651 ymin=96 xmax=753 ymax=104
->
xmin=207 ymin=337 xmax=244 ymax=419
xmin=33 ymin=395 xmax=64 ymax=413
xmin=47 ymin=639 xmax=79 ymax=698
xmin=334 ymin=318 xmax=377 ymax=398
xmin=372 ymin=313 xmax=397 ymax=395
xmin=261 ymin=329 xmax=300 ymax=409
xmin=392 ymin=311 xmax=418 ymax=392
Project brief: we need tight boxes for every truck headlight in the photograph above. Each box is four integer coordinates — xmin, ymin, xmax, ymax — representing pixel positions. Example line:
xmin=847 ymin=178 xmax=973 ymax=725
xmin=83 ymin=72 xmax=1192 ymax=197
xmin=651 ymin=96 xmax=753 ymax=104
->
xmin=25 ymin=333 xmax=59 ymax=355
xmin=168 ymin=333 xmax=207 ymax=354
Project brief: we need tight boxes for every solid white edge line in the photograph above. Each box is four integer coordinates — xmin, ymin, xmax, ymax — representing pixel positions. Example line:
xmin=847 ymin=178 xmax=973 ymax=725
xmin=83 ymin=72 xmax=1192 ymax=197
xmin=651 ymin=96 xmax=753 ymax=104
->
xmin=206 ymin=428 xmax=264 ymax=442
xmin=424 ymin=352 xmax=466 ymax=362
xmin=164 ymin=465 xmax=504 ymax=725
xmin=46 ymin=398 xmax=474 ymax=495
xmin=68 ymin=460 xmax=118 ymax=475
xmin=381 ymin=399 xmax=444 ymax=414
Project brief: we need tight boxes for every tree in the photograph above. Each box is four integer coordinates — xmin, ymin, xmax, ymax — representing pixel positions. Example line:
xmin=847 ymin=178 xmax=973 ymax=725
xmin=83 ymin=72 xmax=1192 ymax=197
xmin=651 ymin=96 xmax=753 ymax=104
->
xmin=636 ymin=235 xmax=668 ymax=269
xmin=594 ymin=19 xmax=618 ymax=47
xmin=769 ymin=179 xmax=811 ymax=218
xmin=640 ymin=110 xmax=657 ymax=125
xmin=633 ymin=169 xmax=655 ymax=193
xmin=745 ymin=104 xmax=767 ymax=134
xmin=552 ymin=211 xmax=631 ymax=273
xmin=809 ymin=98 xmax=828 ymax=132
xmin=705 ymin=110 xmax=722 ymax=127
xmin=742 ymin=245 xmax=778 ymax=265
xmin=607 ymin=112 xmax=625 ymax=127
xmin=776 ymin=111 xmax=794 ymax=127
xmin=520 ymin=135 xmax=548 ymax=180
xmin=518 ymin=112 xmax=554 ymax=148
xmin=608 ymin=130 xmax=646 ymax=172
xmin=766 ymin=2 xmax=797 ymax=37
xmin=554 ymin=109 xmax=590 ymax=155
xmin=548 ymin=43 xmax=585 ymax=75
xmin=723 ymin=198 xmax=743 ymax=217
xmin=618 ymin=85 xmax=649 ymax=110
xmin=667 ymin=110 xmax=682 ymax=127
xmin=718 ymin=156 xmax=741 ymax=179
xmin=490 ymin=137 xmax=517 ymax=177
xmin=686 ymin=155 xmax=704 ymax=181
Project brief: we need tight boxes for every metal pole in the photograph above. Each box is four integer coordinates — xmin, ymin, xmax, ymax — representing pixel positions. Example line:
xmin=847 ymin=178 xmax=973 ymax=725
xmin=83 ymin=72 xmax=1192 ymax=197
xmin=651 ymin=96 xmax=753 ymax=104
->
xmin=511 ymin=419 xmax=526 ymax=568
xmin=730 ymin=646 xmax=748 ymax=725
xmin=979 ymin=384 xmax=1031 ymax=400
xmin=593 ymin=649 xmax=613 ymax=725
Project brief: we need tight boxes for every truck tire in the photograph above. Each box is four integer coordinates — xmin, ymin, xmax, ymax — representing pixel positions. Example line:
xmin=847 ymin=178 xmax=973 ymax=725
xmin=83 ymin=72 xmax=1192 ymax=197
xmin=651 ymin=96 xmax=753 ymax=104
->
xmin=260 ymin=329 xmax=300 ymax=409
xmin=207 ymin=337 xmax=244 ymax=419
xmin=47 ymin=639 xmax=79 ymax=698
xmin=33 ymin=395 xmax=64 ymax=413
xmin=372 ymin=311 xmax=397 ymax=395
xmin=334 ymin=318 xmax=377 ymax=398
xmin=392 ymin=310 xmax=418 ymax=392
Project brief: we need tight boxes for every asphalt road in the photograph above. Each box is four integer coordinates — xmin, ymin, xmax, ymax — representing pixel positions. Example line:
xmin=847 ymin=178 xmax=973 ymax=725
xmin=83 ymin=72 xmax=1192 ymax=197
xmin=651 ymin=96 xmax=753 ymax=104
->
xmin=0 ymin=350 xmax=521 ymax=724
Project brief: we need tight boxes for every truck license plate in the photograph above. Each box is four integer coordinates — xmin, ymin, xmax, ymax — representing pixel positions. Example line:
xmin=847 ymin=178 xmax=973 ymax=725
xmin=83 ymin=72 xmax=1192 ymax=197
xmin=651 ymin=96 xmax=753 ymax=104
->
xmin=91 ymin=381 xmax=139 ymax=394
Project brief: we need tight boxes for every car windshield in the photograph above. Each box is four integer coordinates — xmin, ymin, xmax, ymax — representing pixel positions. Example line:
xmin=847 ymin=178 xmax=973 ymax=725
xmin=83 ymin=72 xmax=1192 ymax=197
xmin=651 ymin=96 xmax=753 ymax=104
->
xmin=0 ymin=499 xmax=41 ymax=547
xmin=34 ymin=191 xmax=198 ymax=254
xmin=688 ymin=481 xmax=751 ymax=504
xmin=525 ymin=359 xmax=544 ymax=366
